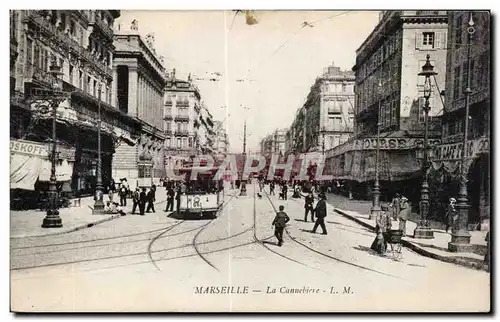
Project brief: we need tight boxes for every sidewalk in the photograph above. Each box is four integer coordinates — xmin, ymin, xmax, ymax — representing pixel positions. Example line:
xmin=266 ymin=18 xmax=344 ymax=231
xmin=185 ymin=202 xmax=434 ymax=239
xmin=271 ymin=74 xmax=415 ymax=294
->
xmin=326 ymin=193 xmax=489 ymax=272
xmin=11 ymin=187 xmax=169 ymax=238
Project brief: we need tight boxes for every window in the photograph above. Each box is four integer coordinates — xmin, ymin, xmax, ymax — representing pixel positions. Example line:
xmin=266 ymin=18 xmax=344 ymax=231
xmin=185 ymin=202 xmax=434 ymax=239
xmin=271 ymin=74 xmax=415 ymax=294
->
xmin=26 ymin=38 xmax=33 ymax=74
xmin=177 ymin=122 xmax=181 ymax=132
xmin=79 ymin=70 xmax=83 ymax=89
xmin=93 ymin=79 xmax=97 ymax=97
xmin=461 ymin=62 xmax=468 ymax=95
xmin=177 ymin=138 xmax=181 ymax=148
xmin=166 ymin=121 xmax=171 ymax=132
xmin=182 ymin=138 xmax=187 ymax=148
xmin=69 ymin=65 xmax=74 ymax=84
xmin=188 ymin=137 xmax=193 ymax=147
xmin=420 ymin=32 xmax=435 ymax=49
xmin=342 ymin=83 xmax=346 ymax=92
xmin=453 ymin=66 xmax=461 ymax=99
xmin=86 ymin=76 xmax=91 ymax=93
xmin=455 ymin=15 xmax=463 ymax=48
xmin=166 ymin=138 xmax=171 ymax=147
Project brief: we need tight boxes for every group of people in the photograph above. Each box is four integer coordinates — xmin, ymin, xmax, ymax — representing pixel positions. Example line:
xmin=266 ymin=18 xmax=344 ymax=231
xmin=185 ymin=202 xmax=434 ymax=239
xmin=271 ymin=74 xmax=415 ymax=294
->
xmin=106 ymin=179 xmax=157 ymax=216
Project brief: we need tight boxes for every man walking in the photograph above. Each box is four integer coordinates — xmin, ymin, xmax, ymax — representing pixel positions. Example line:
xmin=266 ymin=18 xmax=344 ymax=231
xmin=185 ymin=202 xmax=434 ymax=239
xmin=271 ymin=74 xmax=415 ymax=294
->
xmin=389 ymin=193 xmax=401 ymax=220
xmin=311 ymin=193 xmax=327 ymax=235
xmin=303 ymin=192 xmax=315 ymax=222
xmin=165 ymin=185 xmax=175 ymax=212
xmin=146 ymin=185 xmax=156 ymax=213
xmin=139 ymin=187 xmax=147 ymax=216
xmin=131 ymin=187 xmax=140 ymax=214
xmin=269 ymin=181 xmax=275 ymax=195
xmin=272 ymin=205 xmax=290 ymax=247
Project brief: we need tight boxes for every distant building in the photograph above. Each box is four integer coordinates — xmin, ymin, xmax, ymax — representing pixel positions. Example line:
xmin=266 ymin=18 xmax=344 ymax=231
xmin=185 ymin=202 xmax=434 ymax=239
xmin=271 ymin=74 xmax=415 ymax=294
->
xmin=260 ymin=128 xmax=286 ymax=155
xmin=213 ymin=120 xmax=229 ymax=154
xmin=164 ymin=70 xmax=202 ymax=170
xmin=285 ymin=63 xmax=355 ymax=156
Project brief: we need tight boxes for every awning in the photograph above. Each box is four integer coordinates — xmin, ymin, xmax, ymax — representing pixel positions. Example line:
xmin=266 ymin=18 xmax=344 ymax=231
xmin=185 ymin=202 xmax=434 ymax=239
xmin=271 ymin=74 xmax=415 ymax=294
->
xmin=10 ymin=154 xmax=43 ymax=190
xmin=39 ymin=159 xmax=73 ymax=182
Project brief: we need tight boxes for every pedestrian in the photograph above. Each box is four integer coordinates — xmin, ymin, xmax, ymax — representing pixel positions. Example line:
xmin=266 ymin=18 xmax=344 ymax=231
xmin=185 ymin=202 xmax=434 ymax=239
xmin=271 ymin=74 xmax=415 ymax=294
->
xmin=269 ymin=181 xmax=275 ymax=195
xmin=484 ymin=231 xmax=490 ymax=265
xmin=398 ymin=196 xmax=410 ymax=237
xmin=115 ymin=202 xmax=126 ymax=216
xmin=303 ymin=191 xmax=315 ymax=222
xmin=175 ymin=185 xmax=182 ymax=214
xmin=282 ymin=183 xmax=288 ymax=201
xmin=445 ymin=197 xmax=457 ymax=233
xmin=131 ymin=187 xmax=140 ymax=214
xmin=311 ymin=193 xmax=327 ymax=235
xmin=371 ymin=208 xmax=392 ymax=255
xmin=139 ymin=187 xmax=147 ymax=216
xmin=119 ymin=184 xmax=128 ymax=207
xmin=146 ymin=185 xmax=156 ymax=213
xmin=108 ymin=184 xmax=115 ymax=203
xmin=389 ymin=193 xmax=401 ymax=220
xmin=271 ymin=205 xmax=290 ymax=247
xmin=165 ymin=185 xmax=175 ymax=212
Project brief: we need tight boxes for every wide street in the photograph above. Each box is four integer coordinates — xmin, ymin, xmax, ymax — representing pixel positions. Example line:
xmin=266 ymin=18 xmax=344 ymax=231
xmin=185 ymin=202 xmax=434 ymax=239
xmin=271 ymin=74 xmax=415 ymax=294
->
xmin=11 ymin=182 xmax=489 ymax=312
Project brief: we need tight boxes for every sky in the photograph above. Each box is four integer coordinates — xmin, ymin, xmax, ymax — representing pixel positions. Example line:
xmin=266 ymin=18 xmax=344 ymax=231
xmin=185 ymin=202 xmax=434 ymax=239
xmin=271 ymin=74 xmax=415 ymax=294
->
xmin=115 ymin=10 xmax=380 ymax=153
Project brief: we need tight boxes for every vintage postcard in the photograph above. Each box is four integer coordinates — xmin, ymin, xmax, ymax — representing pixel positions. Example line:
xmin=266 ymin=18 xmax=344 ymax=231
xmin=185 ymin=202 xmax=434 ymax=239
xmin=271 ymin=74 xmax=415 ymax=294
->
xmin=9 ymin=9 xmax=490 ymax=312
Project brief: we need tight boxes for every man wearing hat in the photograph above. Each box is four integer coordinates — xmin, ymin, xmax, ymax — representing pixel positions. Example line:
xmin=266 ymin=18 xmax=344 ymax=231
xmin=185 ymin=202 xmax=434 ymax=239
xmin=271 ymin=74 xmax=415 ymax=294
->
xmin=311 ymin=193 xmax=328 ymax=235
xmin=445 ymin=197 xmax=457 ymax=233
xmin=398 ymin=196 xmax=410 ymax=237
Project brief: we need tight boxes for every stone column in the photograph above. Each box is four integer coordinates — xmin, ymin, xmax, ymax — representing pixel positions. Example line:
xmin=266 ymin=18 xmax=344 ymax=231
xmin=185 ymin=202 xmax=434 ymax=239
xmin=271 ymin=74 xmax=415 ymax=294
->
xmin=138 ymin=76 xmax=143 ymax=118
xmin=128 ymin=65 xmax=138 ymax=116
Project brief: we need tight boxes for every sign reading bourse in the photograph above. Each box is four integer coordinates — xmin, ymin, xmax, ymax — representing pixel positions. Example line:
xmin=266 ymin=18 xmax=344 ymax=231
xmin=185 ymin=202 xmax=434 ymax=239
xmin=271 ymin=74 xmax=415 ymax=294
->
xmin=326 ymin=137 xmax=442 ymax=158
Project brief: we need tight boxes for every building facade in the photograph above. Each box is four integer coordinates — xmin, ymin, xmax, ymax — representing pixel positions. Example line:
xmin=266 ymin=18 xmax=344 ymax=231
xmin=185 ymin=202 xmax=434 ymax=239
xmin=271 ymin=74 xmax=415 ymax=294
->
xmin=434 ymin=11 xmax=490 ymax=229
xmin=164 ymin=71 xmax=203 ymax=169
xmin=325 ymin=11 xmax=448 ymax=203
xmin=286 ymin=63 xmax=355 ymax=156
xmin=260 ymin=128 xmax=287 ymax=155
xmin=112 ymin=25 xmax=167 ymax=186
xmin=213 ymin=120 xmax=229 ymax=154
xmin=10 ymin=10 xmax=141 ymax=200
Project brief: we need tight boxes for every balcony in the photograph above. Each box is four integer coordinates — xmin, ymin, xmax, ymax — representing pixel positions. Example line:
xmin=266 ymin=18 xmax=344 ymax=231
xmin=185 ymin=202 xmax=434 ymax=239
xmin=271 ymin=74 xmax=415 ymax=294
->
xmin=164 ymin=113 xmax=173 ymax=120
xmin=175 ymin=129 xmax=189 ymax=137
xmin=174 ymin=114 xmax=190 ymax=122
xmin=89 ymin=12 xmax=114 ymax=39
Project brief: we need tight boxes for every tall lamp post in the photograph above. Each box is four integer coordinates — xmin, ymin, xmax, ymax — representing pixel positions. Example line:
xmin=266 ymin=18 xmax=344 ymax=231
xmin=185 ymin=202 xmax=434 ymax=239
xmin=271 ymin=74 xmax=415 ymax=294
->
xmin=370 ymin=80 xmax=383 ymax=220
xmin=93 ymin=84 xmax=105 ymax=214
xmin=449 ymin=12 xmax=475 ymax=252
xmin=240 ymin=119 xmax=247 ymax=196
xmin=414 ymin=54 xmax=436 ymax=239
xmin=41 ymin=58 xmax=66 ymax=228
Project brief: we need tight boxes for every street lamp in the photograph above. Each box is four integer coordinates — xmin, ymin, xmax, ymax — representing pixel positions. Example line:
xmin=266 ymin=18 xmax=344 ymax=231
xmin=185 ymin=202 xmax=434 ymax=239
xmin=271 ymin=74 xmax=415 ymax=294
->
xmin=93 ymin=84 xmax=105 ymax=214
xmin=449 ymin=12 xmax=475 ymax=252
xmin=369 ymin=79 xmax=382 ymax=220
xmin=321 ymin=126 xmax=325 ymax=155
xmin=41 ymin=58 xmax=65 ymax=228
xmin=414 ymin=54 xmax=436 ymax=239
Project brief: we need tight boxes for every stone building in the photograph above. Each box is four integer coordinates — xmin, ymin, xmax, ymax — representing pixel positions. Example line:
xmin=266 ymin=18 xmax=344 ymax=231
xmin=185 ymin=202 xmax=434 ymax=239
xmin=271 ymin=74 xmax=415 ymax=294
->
xmin=112 ymin=24 xmax=167 ymax=187
xmin=433 ymin=11 xmax=490 ymax=230
xmin=10 ymin=10 xmax=141 ymax=199
xmin=213 ymin=120 xmax=229 ymax=154
xmin=286 ymin=63 xmax=355 ymax=156
xmin=164 ymin=70 xmax=204 ymax=170
xmin=260 ymin=128 xmax=287 ymax=155
xmin=326 ymin=11 xmax=448 ymax=202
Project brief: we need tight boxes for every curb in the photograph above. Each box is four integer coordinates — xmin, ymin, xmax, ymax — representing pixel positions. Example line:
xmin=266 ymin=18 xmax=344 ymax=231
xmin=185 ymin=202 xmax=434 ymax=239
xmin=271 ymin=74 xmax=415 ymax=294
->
xmin=11 ymin=197 xmax=170 ymax=239
xmin=333 ymin=208 xmax=489 ymax=272
xmin=10 ymin=214 xmax=122 ymax=239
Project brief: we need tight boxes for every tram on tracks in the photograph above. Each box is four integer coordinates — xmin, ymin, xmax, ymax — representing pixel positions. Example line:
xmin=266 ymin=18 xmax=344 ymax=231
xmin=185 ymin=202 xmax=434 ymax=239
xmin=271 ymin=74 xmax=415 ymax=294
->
xmin=177 ymin=162 xmax=224 ymax=219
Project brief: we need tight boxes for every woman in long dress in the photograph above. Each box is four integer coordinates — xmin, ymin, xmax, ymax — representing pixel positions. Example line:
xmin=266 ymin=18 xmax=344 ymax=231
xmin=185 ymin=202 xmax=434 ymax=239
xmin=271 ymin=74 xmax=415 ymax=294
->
xmin=371 ymin=209 xmax=392 ymax=255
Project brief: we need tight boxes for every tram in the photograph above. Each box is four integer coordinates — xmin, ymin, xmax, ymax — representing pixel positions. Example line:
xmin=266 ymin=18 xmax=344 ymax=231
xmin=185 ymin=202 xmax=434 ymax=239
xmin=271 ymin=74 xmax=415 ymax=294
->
xmin=177 ymin=162 xmax=224 ymax=218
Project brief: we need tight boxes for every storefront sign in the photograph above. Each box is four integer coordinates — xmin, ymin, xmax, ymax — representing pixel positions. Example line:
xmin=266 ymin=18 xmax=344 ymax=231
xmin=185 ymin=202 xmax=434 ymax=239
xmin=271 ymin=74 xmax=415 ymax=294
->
xmin=434 ymin=137 xmax=489 ymax=161
xmin=326 ymin=137 xmax=442 ymax=158
xmin=10 ymin=140 xmax=48 ymax=158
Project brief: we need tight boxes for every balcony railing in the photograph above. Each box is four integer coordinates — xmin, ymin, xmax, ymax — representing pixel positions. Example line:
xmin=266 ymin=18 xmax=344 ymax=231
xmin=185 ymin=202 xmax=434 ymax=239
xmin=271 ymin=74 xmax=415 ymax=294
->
xmin=90 ymin=14 xmax=114 ymax=39
xmin=174 ymin=114 xmax=190 ymax=121
xmin=164 ymin=113 xmax=173 ymax=120
xmin=175 ymin=130 xmax=189 ymax=136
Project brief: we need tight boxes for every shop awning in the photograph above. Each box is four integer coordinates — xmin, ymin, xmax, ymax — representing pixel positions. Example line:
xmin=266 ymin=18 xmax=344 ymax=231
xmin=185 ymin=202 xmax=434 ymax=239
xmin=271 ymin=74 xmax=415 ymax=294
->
xmin=10 ymin=154 xmax=43 ymax=190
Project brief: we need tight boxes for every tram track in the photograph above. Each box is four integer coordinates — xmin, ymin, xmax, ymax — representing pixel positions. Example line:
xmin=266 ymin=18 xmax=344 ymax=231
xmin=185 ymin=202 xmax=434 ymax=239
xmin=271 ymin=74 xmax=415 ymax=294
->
xmin=252 ymin=183 xmax=322 ymax=272
xmin=265 ymin=191 xmax=401 ymax=279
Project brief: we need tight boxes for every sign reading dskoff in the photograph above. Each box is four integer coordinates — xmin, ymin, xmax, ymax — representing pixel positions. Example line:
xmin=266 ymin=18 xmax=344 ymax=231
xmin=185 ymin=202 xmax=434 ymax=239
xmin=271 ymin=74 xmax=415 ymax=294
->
xmin=10 ymin=140 xmax=48 ymax=157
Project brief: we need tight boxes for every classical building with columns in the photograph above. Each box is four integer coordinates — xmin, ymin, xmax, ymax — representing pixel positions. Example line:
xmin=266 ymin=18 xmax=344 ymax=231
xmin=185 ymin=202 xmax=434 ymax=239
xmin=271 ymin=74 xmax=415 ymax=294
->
xmin=112 ymin=23 xmax=166 ymax=186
